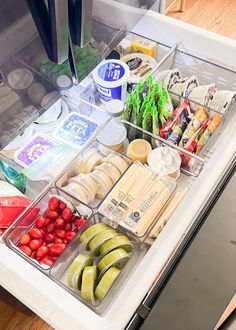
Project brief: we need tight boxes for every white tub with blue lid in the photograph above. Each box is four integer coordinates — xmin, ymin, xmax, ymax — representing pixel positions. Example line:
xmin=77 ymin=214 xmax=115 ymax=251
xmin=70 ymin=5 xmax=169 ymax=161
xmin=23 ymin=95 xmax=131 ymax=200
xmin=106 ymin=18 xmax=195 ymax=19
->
xmin=92 ymin=59 xmax=130 ymax=103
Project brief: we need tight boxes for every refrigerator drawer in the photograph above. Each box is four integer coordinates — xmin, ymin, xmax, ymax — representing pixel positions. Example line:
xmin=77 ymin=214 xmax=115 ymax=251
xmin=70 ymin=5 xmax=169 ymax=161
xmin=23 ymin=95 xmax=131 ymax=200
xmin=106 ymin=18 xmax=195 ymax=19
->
xmin=1 ymin=12 xmax=236 ymax=330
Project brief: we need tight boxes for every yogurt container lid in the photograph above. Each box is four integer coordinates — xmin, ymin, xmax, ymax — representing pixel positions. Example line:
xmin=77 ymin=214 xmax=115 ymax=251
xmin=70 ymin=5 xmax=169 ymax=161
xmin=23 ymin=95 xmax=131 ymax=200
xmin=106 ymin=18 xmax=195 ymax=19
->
xmin=7 ymin=68 xmax=33 ymax=90
xmin=92 ymin=59 xmax=130 ymax=88
xmin=147 ymin=147 xmax=181 ymax=176
xmin=121 ymin=53 xmax=157 ymax=84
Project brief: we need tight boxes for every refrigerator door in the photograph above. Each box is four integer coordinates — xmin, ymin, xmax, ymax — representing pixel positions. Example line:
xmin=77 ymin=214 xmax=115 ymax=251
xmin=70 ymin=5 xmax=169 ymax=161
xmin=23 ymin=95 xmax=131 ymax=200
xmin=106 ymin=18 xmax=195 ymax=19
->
xmin=1 ymin=12 xmax=236 ymax=330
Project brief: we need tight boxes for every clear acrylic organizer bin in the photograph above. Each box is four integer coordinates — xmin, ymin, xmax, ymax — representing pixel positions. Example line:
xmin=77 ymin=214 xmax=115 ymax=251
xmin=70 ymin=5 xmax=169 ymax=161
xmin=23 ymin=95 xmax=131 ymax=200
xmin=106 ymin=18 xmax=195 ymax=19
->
xmin=55 ymin=140 xmax=133 ymax=210
xmin=50 ymin=212 xmax=140 ymax=315
xmin=78 ymin=33 xmax=177 ymax=111
xmin=4 ymin=187 xmax=93 ymax=272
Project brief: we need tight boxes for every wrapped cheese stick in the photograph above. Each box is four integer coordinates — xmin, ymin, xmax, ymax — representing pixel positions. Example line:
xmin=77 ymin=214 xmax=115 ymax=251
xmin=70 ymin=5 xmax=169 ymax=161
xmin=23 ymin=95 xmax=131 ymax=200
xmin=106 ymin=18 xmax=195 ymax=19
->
xmin=179 ymin=108 xmax=208 ymax=148
xmin=149 ymin=188 xmax=188 ymax=238
xmin=98 ymin=163 xmax=152 ymax=222
xmin=123 ymin=175 xmax=176 ymax=237
xmin=195 ymin=114 xmax=222 ymax=155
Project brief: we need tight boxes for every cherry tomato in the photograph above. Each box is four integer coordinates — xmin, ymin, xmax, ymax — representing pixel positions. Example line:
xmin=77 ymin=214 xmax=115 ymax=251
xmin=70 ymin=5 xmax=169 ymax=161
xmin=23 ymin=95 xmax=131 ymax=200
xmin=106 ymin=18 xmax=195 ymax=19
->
xmin=45 ymin=209 xmax=58 ymax=219
xmin=29 ymin=227 xmax=43 ymax=239
xmin=58 ymin=200 xmax=67 ymax=212
xmin=55 ymin=218 xmax=65 ymax=229
xmin=19 ymin=245 xmax=32 ymax=256
xmin=62 ymin=208 xmax=72 ymax=222
xmin=44 ymin=233 xmax=55 ymax=243
xmin=37 ymin=246 xmax=49 ymax=259
xmin=55 ymin=229 xmax=66 ymax=239
xmin=19 ymin=234 xmax=31 ymax=245
xmin=46 ymin=223 xmax=55 ymax=233
xmin=49 ymin=243 xmax=66 ymax=256
xmin=39 ymin=228 xmax=46 ymax=236
xmin=54 ymin=238 xmax=63 ymax=244
xmin=48 ymin=197 xmax=59 ymax=211
xmin=29 ymin=239 xmax=43 ymax=251
xmin=75 ymin=218 xmax=86 ymax=230
xmin=44 ymin=217 xmax=51 ymax=226
xmin=64 ymin=222 xmax=72 ymax=231
xmin=40 ymin=258 xmax=53 ymax=266
xmin=35 ymin=216 xmax=46 ymax=228
xmin=65 ymin=231 xmax=76 ymax=242
xmin=31 ymin=251 xmax=37 ymax=259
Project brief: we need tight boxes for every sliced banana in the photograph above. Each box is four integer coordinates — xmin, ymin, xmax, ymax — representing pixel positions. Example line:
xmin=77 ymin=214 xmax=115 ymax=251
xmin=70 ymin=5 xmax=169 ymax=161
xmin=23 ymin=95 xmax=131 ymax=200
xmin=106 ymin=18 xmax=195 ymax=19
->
xmin=95 ymin=267 xmax=120 ymax=300
xmin=68 ymin=254 xmax=93 ymax=290
xmin=81 ymin=265 xmax=97 ymax=302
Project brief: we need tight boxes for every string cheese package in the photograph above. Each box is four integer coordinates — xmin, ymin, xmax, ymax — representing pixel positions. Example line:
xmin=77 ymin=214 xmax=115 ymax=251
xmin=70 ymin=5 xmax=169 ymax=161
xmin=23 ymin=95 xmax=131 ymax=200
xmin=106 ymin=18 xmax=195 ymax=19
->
xmin=99 ymin=162 xmax=176 ymax=239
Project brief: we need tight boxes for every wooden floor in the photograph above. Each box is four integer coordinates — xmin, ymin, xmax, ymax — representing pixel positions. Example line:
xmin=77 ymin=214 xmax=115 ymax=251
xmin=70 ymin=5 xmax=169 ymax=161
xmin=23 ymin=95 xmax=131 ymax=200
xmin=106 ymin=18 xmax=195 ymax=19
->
xmin=1 ymin=1 xmax=236 ymax=329
xmin=167 ymin=0 xmax=236 ymax=39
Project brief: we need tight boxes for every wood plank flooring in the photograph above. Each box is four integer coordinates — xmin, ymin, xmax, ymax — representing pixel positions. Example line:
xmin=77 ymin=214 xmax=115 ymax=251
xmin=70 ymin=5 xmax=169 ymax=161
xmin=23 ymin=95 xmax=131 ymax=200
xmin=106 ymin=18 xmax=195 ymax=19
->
xmin=167 ymin=0 xmax=236 ymax=39
xmin=1 ymin=1 xmax=236 ymax=329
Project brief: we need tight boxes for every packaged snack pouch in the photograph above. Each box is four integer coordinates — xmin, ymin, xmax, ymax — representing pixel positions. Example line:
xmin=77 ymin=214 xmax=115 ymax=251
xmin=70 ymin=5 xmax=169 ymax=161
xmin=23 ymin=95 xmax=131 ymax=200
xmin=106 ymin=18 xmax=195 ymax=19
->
xmin=142 ymin=104 xmax=153 ymax=142
xmin=179 ymin=107 xmax=208 ymax=148
xmin=195 ymin=115 xmax=222 ymax=155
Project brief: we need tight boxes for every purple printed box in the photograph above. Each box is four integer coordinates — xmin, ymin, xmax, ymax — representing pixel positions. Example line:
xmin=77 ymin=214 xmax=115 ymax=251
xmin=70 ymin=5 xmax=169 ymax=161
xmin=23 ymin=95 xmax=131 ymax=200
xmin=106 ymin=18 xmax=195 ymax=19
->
xmin=14 ymin=134 xmax=58 ymax=167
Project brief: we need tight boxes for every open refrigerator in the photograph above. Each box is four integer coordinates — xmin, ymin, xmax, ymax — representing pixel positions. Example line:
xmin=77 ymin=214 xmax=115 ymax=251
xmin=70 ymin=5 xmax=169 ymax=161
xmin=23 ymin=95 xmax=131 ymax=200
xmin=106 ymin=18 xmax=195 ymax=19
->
xmin=0 ymin=2 xmax=236 ymax=330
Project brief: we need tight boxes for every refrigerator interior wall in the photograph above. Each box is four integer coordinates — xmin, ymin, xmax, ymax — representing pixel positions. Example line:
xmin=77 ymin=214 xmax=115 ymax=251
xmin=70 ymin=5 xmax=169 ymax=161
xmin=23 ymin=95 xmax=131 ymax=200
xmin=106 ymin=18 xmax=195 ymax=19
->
xmin=1 ymin=11 xmax=236 ymax=330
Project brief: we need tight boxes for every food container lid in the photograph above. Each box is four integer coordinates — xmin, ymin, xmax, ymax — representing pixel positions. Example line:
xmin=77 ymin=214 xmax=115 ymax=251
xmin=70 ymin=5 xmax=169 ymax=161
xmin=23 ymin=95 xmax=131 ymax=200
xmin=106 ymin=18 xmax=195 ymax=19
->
xmin=92 ymin=59 xmax=130 ymax=88
xmin=106 ymin=99 xmax=124 ymax=118
xmin=121 ymin=53 xmax=157 ymax=84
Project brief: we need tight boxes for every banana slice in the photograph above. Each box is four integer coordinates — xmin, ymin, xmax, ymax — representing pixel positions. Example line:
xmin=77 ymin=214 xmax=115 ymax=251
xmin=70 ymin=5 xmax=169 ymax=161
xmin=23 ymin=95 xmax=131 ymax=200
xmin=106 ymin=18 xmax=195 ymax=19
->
xmin=95 ymin=267 xmax=120 ymax=300
xmin=81 ymin=265 xmax=97 ymax=302
xmin=88 ymin=228 xmax=118 ymax=256
xmin=80 ymin=223 xmax=108 ymax=249
xmin=68 ymin=254 xmax=93 ymax=290
xmin=97 ymin=248 xmax=129 ymax=273
xmin=100 ymin=235 xmax=133 ymax=256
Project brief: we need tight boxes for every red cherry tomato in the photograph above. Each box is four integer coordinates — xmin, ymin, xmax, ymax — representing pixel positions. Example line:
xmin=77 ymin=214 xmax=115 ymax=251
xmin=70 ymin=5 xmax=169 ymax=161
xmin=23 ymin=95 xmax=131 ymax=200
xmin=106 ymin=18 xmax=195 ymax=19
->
xmin=40 ymin=258 xmax=53 ymax=266
xmin=46 ymin=222 xmax=55 ymax=233
xmin=54 ymin=238 xmax=63 ymax=244
xmin=37 ymin=246 xmax=49 ymax=259
xmin=29 ymin=227 xmax=43 ymax=239
xmin=30 ymin=251 xmax=37 ymax=259
xmin=62 ymin=208 xmax=72 ymax=222
xmin=75 ymin=218 xmax=86 ymax=230
xmin=44 ymin=233 xmax=55 ymax=243
xmin=35 ymin=216 xmax=46 ymax=228
xmin=39 ymin=228 xmax=46 ymax=236
xmin=55 ymin=218 xmax=65 ymax=229
xmin=55 ymin=229 xmax=66 ymax=239
xmin=58 ymin=200 xmax=67 ymax=212
xmin=49 ymin=243 xmax=66 ymax=256
xmin=65 ymin=231 xmax=76 ymax=242
xmin=44 ymin=217 xmax=51 ymax=226
xmin=19 ymin=234 xmax=31 ymax=245
xmin=45 ymin=209 xmax=58 ymax=219
xmin=29 ymin=239 xmax=43 ymax=251
xmin=48 ymin=197 xmax=59 ymax=211
xmin=19 ymin=245 xmax=32 ymax=256
xmin=64 ymin=222 xmax=72 ymax=231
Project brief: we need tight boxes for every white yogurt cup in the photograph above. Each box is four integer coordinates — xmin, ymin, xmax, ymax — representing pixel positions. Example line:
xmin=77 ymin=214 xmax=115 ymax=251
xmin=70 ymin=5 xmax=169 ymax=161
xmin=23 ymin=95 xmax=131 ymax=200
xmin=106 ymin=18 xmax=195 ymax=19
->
xmin=92 ymin=59 xmax=130 ymax=103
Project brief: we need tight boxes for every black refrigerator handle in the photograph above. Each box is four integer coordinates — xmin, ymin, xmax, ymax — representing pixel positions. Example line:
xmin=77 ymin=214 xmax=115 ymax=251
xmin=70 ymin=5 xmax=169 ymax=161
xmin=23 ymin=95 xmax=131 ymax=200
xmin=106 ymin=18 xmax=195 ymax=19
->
xmin=27 ymin=0 xmax=69 ymax=64
xmin=26 ymin=0 xmax=53 ymax=60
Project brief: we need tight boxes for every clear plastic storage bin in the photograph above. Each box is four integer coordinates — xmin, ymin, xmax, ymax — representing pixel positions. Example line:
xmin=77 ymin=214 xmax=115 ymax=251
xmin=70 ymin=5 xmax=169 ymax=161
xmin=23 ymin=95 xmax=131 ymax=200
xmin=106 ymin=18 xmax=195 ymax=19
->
xmin=56 ymin=140 xmax=133 ymax=209
xmin=4 ymin=187 xmax=93 ymax=271
xmin=50 ymin=212 xmax=140 ymax=315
